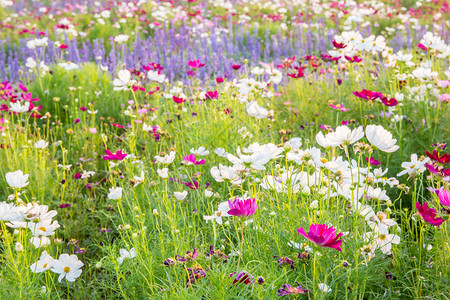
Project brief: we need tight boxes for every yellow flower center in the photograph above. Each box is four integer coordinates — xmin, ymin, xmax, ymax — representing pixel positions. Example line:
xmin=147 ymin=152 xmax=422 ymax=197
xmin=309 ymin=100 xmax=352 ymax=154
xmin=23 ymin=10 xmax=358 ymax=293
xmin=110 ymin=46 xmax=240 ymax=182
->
xmin=39 ymin=227 xmax=46 ymax=232
xmin=379 ymin=235 xmax=387 ymax=240
xmin=64 ymin=266 xmax=71 ymax=273
xmin=43 ymin=263 xmax=48 ymax=268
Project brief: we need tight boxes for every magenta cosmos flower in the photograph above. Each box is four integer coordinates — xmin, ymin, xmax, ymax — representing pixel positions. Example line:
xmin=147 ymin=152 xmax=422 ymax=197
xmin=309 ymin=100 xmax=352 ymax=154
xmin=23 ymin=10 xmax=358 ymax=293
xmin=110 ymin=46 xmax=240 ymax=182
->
xmin=182 ymin=154 xmax=205 ymax=165
xmin=297 ymin=224 xmax=343 ymax=251
xmin=102 ymin=149 xmax=127 ymax=161
xmin=227 ymin=198 xmax=257 ymax=218
xmin=416 ymin=202 xmax=445 ymax=226
xmin=187 ymin=60 xmax=205 ymax=69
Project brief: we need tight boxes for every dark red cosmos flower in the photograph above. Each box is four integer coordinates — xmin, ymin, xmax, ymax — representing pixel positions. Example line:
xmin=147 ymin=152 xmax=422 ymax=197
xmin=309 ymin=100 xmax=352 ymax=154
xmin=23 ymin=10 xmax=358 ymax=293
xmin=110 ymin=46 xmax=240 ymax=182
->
xmin=416 ymin=202 xmax=445 ymax=226
xmin=59 ymin=44 xmax=68 ymax=49
xmin=425 ymin=163 xmax=450 ymax=176
xmin=102 ymin=149 xmax=127 ymax=161
xmin=73 ymin=173 xmax=82 ymax=179
xmin=230 ymin=272 xmax=253 ymax=285
xmin=232 ymin=64 xmax=241 ymax=70
xmin=181 ymin=181 xmax=200 ymax=189
xmin=173 ymin=96 xmax=186 ymax=103
xmin=321 ymin=54 xmax=340 ymax=62
xmin=332 ymin=39 xmax=347 ymax=49
xmin=216 ymin=77 xmax=224 ymax=83
xmin=425 ymin=150 xmax=450 ymax=164
xmin=381 ymin=96 xmax=398 ymax=106
xmin=205 ymin=90 xmax=218 ymax=100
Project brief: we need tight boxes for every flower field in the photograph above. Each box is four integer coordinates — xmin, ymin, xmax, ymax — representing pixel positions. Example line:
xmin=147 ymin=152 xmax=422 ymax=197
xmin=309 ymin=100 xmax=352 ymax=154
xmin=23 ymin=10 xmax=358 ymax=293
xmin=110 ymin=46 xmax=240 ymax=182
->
xmin=0 ymin=0 xmax=450 ymax=299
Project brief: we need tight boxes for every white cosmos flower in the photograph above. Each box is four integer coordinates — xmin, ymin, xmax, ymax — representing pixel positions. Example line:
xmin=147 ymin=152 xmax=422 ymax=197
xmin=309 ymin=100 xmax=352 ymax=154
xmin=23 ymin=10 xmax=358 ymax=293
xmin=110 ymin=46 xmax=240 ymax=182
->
xmin=214 ymin=148 xmax=227 ymax=157
xmin=0 ymin=202 xmax=20 ymax=221
xmin=9 ymin=101 xmax=30 ymax=113
xmin=173 ymin=191 xmax=188 ymax=201
xmin=81 ymin=170 xmax=95 ymax=179
xmin=323 ymin=125 xmax=364 ymax=147
xmin=318 ymin=283 xmax=332 ymax=293
xmin=132 ymin=171 xmax=145 ymax=187
xmin=190 ymin=146 xmax=210 ymax=156
xmin=227 ymin=147 xmax=271 ymax=170
xmin=155 ymin=151 xmax=175 ymax=164
xmin=113 ymin=69 xmax=136 ymax=91
xmin=51 ymin=254 xmax=84 ymax=282
xmin=397 ymin=154 xmax=430 ymax=177
xmin=117 ymin=248 xmax=136 ymax=265
xmin=58 ymin=62 xmax=80 ymax=71
xmin=246 ymin=101 xmax=270 ymax=119
xmin=28 ymin=218 xmax=60 ymax=237
xmin=203 ymin=202 xmax=231 ymax=225
xmin=157 ymin=168 xmax=169 ymax=178
xmin=30 ymin=252 xmax=54 ymax=273
xmin=366 ymin=186 xmax=390 ymax=202
xmin=114 ymin=34 xmax=129 ymax=44
xmin=210 ymin=164 xmax=242 ymax=185
xmin=108 ymin=187 xmax=123 ymax=200
xmin=7 ymin=203 xmax=57 ymax=228
xmin=5 ymin=170 xmax=29 ymax=189
xmin=29 ymin=236 xmax=52 ymax=248
xmin=147 ymin=70 xmax=166 ymax=83
xmin=365 ymin=125 xmax=399 ymax=153
xmin=26 ymin=57 xmax=37 ymax=68
xmin=365 ymin=232 xmax=400 ymax=254
xmin=34 ymin=139 xmax=49 ymax=149
xmin=316 ymin=131 xmax=333 ymax=148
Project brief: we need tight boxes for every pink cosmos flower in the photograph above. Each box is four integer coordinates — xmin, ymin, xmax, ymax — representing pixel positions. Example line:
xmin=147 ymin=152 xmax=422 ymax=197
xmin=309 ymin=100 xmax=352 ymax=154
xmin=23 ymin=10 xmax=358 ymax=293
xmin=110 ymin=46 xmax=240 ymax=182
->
xmin=227 ymin=198 xmax=257 ymax=218
xmin=416 ymin=202 xmax=445 ymax=226
xmin=102 ymin=149 xmax=127 ymax=161
xmin=182 ymin=154 xmax=205 ymax=165
xmin=436 ymin=189 xmax=450 ymax=207
xmin=297 ymin=224 xmax=343 ymax=251
xmin=187 ymin=60 xmax=205 ymax=69
xmin=417 ymin=43 xmax=428 ymax=51
xmin=440 ymin=94 xmax=450 ymax=103
xmin=329 ymin=103 xmax=348 ymax=112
